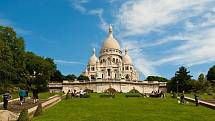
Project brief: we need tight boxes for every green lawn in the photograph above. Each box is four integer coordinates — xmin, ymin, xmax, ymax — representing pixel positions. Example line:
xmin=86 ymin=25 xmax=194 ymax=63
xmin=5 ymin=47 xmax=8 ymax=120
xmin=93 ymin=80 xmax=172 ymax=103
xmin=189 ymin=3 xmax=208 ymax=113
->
xmin=33 ymin=93 xmax=215 ymax=121
xmin=185 ymin=93 xmax=215 ymax=100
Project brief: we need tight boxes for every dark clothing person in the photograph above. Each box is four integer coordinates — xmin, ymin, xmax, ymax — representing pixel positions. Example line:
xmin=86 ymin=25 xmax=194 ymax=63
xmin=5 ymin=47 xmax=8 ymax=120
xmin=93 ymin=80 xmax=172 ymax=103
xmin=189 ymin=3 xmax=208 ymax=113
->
xmin=2 ymin=93 xmax=11 ymax=110
xmin=180 ymin=93 xmax=185 ymax=103
xmin=194 ymin=94 xmax=198 ymax=107
xmin=33 ymin=88 xmax=39 ymax=103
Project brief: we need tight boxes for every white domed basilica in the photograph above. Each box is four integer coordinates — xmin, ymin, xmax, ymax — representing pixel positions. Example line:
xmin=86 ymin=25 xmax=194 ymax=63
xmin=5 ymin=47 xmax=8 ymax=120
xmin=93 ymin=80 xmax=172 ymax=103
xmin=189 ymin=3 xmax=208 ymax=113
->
xmin=84 ymin=25 xmax=139 ymax=81
xmin=49 ymin=25 xmax=167 ymax=94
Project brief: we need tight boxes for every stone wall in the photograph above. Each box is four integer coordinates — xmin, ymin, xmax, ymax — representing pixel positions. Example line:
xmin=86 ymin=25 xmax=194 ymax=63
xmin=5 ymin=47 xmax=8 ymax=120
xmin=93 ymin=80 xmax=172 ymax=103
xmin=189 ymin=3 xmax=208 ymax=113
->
xmin=49 ymin=81 xmax=166 ymax=94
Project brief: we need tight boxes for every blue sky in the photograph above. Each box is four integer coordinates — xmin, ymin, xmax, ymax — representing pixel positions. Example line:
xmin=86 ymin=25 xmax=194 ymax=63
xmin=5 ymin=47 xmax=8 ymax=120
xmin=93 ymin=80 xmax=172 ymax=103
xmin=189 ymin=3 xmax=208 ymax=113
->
xmin=0 ymin=0 xmax=215 ymax=80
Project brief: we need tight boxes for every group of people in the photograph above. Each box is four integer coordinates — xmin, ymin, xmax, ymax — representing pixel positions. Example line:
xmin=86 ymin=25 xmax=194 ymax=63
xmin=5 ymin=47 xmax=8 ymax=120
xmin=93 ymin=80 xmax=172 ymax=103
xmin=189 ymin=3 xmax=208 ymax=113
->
xmin=179 ymin=92 xmax=198 ymax=107
xmin=151 ymin=90 xmax=165 ymax=98
xmin=1 ymin=88 xmax=39 ymax=110
xmin=66 ymin=89 xmax=86 ymax=99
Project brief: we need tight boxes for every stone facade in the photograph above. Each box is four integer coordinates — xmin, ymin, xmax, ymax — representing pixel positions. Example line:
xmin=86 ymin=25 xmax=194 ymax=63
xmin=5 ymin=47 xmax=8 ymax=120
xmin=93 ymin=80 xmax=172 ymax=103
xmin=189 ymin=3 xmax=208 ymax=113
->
xmin=83 ymin=25 xmax=139 ymax=81
xmin=49 ymin=81 xmax=167 ymax=94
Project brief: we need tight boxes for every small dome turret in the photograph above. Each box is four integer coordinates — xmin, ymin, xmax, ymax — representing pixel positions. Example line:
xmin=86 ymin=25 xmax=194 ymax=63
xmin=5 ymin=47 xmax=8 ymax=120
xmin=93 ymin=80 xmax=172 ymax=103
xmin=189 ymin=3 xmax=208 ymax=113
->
xmin=88 ymin=48 xmax=98 ymax=65
xmin=122 ymin=48 xmax=132 ymax=65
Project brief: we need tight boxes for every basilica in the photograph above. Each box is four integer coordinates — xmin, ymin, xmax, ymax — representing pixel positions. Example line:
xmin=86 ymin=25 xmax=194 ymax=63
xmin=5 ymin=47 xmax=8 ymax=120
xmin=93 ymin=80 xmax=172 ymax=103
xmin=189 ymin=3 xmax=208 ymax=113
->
xmin=49 ymin=26 xmax=167 ymax=93
xmin=84 ymin=25 xmax=139 ymax=81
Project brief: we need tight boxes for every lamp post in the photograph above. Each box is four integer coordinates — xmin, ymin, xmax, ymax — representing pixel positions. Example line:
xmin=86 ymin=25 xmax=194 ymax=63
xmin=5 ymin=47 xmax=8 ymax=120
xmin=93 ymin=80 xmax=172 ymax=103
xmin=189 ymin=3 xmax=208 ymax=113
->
xmin=176 ymin=80 xmax=179 ymax=96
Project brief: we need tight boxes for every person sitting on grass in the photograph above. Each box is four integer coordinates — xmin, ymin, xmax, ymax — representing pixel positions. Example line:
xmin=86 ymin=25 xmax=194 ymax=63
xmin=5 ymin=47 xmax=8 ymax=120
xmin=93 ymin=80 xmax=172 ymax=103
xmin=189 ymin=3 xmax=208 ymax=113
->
xmin=2 ymin=91 xmax=12 ymax=110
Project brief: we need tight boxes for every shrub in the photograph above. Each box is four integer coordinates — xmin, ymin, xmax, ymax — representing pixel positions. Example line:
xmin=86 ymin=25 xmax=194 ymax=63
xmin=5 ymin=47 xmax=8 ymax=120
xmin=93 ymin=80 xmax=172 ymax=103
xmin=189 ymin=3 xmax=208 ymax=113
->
xmin=129 ymin=89 xmax=140 ymax=93
xmin=125 ymin=93 xmax=142 ymax=97
xmin=106 ymin=88 xmax=117 ymax=94
xmin=65 ymin=92 xmax=70 ymax=100
xmin=17 ymin=108 xmax=29 ymax=121
xmin=84 ymin=89 xmax=93 ymax=93
xmin=100 ymin=93 xmax=115 ymax=98
xmin=80 ymin=93 xmax=90 ymax=98
xmin=34 ymin=102 xmax=42 ymax=117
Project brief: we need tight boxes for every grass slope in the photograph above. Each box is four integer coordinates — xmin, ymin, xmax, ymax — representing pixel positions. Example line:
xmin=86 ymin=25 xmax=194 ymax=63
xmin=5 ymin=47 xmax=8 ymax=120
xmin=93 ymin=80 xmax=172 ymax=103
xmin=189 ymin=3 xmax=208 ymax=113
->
xmin=33 ymin=93 xmax=215 ymax=121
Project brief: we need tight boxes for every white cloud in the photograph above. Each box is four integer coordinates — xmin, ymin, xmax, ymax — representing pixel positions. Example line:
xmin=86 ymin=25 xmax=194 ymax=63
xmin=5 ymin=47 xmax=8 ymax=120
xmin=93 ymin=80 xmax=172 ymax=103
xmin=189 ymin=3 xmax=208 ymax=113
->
xmin=69 ymin=0 xmax=89 ymax=13
xmin=88 ymin=8 xmax=108 ymax=31
xmin=54 ymin=59 xmax=84 ymax=65
xmin=113 ymin=0 xmax=215 ymax=77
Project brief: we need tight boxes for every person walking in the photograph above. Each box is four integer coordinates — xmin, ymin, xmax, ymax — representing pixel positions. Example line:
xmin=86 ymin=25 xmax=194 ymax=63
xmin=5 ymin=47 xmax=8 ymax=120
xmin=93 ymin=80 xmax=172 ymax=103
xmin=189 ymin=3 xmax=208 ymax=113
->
xmin=2 ymin=92 xmax=12 ymax=110
xmin=19 ymin=88 xmax=25 ymax=105
xmin=33 ymin=88 xmax=39 ymax=103
xmin=194 ymin=94 xmax=198 ymax=107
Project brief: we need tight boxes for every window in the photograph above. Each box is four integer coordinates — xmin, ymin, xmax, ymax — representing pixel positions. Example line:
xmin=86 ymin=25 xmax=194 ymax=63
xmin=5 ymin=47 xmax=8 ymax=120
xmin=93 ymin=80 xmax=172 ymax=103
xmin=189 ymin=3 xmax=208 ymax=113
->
xmin=126 ymin=66 xmax=129 ymax=70
xmin=107 ymin=69 xmax=111 ymax=76
xmin=91 ymin=67 xmax=95 ymax=71
xmin=113 ymin=58 xmax=115 ymax=62
xmin=116 ymin=59 xmax=118 ymax=63
xmin=102 ymin=74 xmax=104 ymax=78
xmin=130 ymin=67 xmax=132 ymax=70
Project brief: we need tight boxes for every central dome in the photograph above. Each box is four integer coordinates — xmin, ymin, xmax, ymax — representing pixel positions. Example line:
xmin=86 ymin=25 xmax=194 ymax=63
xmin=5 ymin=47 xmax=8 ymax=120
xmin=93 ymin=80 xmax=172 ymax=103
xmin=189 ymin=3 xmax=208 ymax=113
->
xmin=101 ymin=25 xmax=120 ymax=50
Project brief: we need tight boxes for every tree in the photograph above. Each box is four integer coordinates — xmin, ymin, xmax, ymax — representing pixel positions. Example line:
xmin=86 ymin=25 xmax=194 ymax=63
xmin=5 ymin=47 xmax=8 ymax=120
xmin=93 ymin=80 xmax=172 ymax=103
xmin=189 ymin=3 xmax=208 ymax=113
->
xmin=17 ymin=108 xmax=29 ymax=121
xmin=50 ymin=70 xmax=64 ymax=82
xmin=77 ymin=75 xmax=89 ymax=81
xmin=167 ymin=66 xmax=192 ymax=92
xmin=64 ymin=74 xmax=77 ymax=81
xmin=207 ymin=65 xmax=215 ymax=83
xmin=145 ymin=76 xmax=169 ymax=82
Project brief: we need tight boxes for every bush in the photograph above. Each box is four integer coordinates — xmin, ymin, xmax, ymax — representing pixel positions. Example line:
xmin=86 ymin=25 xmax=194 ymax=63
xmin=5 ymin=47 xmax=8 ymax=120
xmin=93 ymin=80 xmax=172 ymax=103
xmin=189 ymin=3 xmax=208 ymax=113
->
xmin=84 ymin=89 xmax=93 ymax=93
xmin=129 ymin=89 xmax=140 ymax=93
xmin=125 ymin=93 xmax=142 ymax=97
xmin=17 ymin=108 xmax=29 ymax=121
xmin=65 ymin=91 xmax=70 ymax=100
xmin=80 ymin=93 xmax=90 ymax=98
xmin=34 ymin=102 xmax=42 ymax=117
xmin=100 ymin=93 xmax=115 ymax=98
xmin=106 ymin=88 xmax=117 ymax=94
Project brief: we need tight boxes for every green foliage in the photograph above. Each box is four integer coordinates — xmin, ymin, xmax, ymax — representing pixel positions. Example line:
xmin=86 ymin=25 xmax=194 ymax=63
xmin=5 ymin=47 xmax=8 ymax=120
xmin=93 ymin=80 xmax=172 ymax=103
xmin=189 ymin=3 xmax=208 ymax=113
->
xmin=167 ymin=66 xmax=192 ymax=92
xmin=106 ymin=87 xmax=117 ymax=94
xmin=125 ymin=93 xmax=142 ymax=97
xmin=64 ymin=74 xmax=77 ymax=81
xmin=34 ymin=102 xmax=43 ymax=117
xmin=80 ymin=93 xmax=90 ymax=98
xmin=77 ymin=75 xmax=89 ymax=81
xmin=207 ymin=65 xmax=215 ymax=83
xmin=50 ymin=70 xmax=64 ymax=82
xmin=129 ymin=88 xmax=140 ymax=93
xmin=0 ymin=25 xmax=58 ymax=92
xmin=83 ymin=88 xmax=93 ymax=93
xmin=145 ymin=76 xmax=169 ymax=82
xmin=65 ymin=91 xmax=70 ymax=100
xmin=17 ymin=108 xmax=29 ymax=121
xmin=100 ymin=93 xmax=115 ymax=98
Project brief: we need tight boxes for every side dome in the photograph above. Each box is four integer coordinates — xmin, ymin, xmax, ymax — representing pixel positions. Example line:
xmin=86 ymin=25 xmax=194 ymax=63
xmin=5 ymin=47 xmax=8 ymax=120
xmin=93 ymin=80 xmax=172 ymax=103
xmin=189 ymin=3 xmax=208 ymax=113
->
xmin=101 ymin=25 xmax=120 ymax=50
xmin=122 ymin=48 xmax=132 ymax=65
xmin=88 ymin=48 xmax=98 ymax=65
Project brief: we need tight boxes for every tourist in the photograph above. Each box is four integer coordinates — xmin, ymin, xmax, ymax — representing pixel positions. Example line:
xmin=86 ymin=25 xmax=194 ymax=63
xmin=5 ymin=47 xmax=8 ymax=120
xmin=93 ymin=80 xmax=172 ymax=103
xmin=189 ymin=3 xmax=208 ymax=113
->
xmin=194 ymin=94 xmax=198 ymax=107
xmin=19 ymin=88 xmax=25 ymax=105
xmin=180 ymin=93 xmax=185 ymax=104
xmin=33 ymin=88 xmax=39 ymax=103
xmin=2 ymin=92 xmax=12 ymax=110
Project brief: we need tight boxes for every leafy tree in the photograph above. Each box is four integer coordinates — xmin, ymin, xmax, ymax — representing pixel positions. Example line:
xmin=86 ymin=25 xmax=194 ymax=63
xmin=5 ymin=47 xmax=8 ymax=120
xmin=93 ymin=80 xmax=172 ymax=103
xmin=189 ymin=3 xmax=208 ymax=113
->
xmin=50 ymin=70 xmax=64 ymax=82
xmin=167 ymin=66 xmax=192 ymax=93
xmin=207 ymin=65 xmax=215 ymax=83
xmin=77 ymin=75 xmax=89 ymax=81
xmin=17 ymin=108 xmax=29 ymax=121
xmin=145 ymin=76 xmax=169 ymax=82
xmin=64 ymin=74 xmax=77 ymax=81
